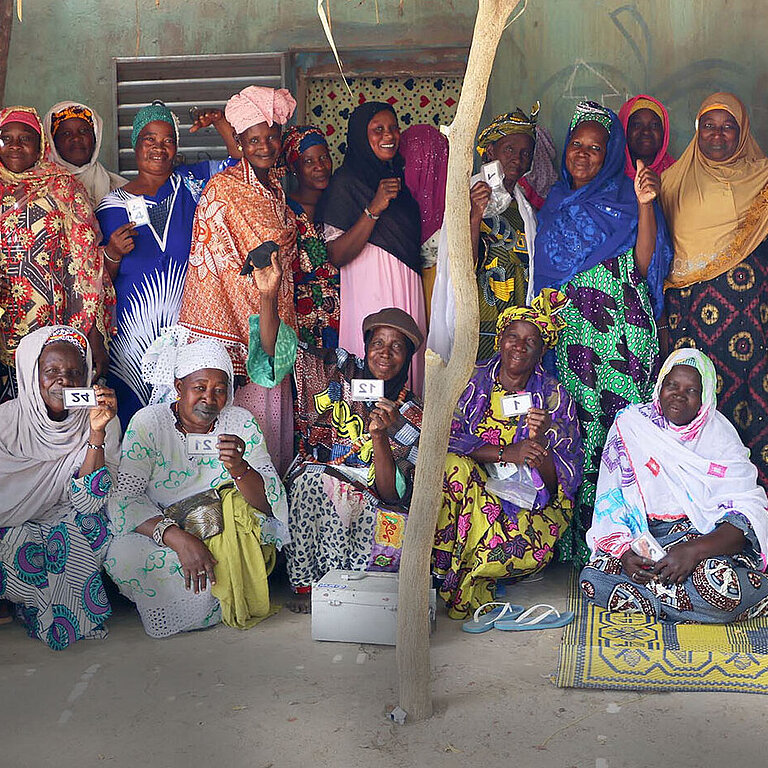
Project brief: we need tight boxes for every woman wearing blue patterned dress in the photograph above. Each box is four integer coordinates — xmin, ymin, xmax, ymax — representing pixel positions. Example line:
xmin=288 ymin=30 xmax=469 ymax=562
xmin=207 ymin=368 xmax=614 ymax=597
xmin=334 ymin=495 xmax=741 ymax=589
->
xmin=96 ymin=102 xmax=235 ymax=429
xmin=0 ymin=326 xmax=120 ymax=648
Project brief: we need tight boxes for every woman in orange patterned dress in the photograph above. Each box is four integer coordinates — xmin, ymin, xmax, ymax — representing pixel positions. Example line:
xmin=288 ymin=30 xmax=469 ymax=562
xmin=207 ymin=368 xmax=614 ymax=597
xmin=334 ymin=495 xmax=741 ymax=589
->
xmin=178 ymin=86 xmax=299 ymax=472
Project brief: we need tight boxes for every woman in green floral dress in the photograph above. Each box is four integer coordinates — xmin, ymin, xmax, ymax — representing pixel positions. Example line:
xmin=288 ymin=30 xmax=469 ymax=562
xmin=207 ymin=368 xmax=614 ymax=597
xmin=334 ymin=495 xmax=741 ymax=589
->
xmin=533 ymin=100 xmax=674 ymax=566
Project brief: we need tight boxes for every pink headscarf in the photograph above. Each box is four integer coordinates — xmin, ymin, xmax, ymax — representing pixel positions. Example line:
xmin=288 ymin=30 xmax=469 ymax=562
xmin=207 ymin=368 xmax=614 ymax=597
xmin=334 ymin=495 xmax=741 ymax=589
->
xmin=0 ymin=108 xmax=42 ymax=134
xmin=225 ymin=86 xmax=296 ymax=136
xmin=618 ymin=94 xmax=675 ymax=179
xmin=398 ymin=124 xmax=448 ymax=244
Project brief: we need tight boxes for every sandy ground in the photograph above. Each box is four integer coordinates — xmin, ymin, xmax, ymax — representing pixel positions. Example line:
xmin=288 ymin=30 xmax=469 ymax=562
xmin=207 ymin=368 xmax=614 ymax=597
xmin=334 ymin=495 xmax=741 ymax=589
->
xmin=1 ymin=563 xmax=764 ymax=768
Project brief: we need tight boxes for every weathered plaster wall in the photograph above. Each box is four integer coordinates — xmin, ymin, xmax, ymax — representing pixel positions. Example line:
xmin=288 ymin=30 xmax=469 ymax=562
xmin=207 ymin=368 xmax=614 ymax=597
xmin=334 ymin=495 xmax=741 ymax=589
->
xmin=4 ymin=1 xmax=768 ymax=169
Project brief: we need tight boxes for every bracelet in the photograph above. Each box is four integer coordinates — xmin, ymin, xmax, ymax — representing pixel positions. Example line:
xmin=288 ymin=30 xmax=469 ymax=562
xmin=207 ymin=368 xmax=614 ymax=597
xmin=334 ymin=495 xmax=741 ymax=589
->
xmin=152 ymin=517 xmax=179 ymax=546
xmin=103 ymin=247 xmax=120 ymax=265
xmin=657 ymin=324 xmax=669 ymax=331
xmin=86 ymin=441 xmax=105 ymax=451
xmin=497 ymin=444 xmax=505 ymax=463
xmin=364 ymin=206 xmax=380 ymax=221
xmin=232 ymin=463 xmax=251 ymax=482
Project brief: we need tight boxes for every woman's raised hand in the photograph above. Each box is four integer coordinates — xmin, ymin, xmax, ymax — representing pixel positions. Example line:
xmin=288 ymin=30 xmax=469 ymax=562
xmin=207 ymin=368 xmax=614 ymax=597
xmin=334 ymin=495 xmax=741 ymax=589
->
xmin=369 ymin=397 xmax=399 ymax=437
xmin=470 ymin=181 xmax=492 ymax=222
xmin=189 ymin=108 xmax=225 ymax=133
xmin=525 ymin=407 xmax=552 ymax=443
xmin=105 ymin=221 xmax=137 ymax=263
xmin=252 ymin=251 xmax=283 ymax=297
xmin=89 ymin=384 xmax=117 ymax=433
xmin=368 ymin=178 xmax=401 ymax=217
xmin=634 ymin=159 xmax=660 ymax=205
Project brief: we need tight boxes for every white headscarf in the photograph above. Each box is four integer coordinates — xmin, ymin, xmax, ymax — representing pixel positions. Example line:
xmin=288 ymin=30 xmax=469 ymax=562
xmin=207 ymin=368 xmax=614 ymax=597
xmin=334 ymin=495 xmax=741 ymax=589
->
xmin=43 ymin=100 xmax=127 ymax=207
xmin=0 ymin=326 xmax=121 ymax=526
xmin=142 ymin=325 xmax=235 ymax=405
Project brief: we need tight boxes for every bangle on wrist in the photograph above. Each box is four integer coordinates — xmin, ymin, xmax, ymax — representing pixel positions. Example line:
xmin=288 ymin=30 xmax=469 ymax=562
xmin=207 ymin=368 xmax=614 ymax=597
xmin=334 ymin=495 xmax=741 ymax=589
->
xmin=103 ymin=247 xmax=120 ymax=265
xmin=497 ymin=444 xmax=505 ymax=463
xmin=232 ymin=463 xmax=251 ymax=482
xmin=86 ymin=441 xmax=105 ymax=451
xmin=657 ymin=324 xmax=669 ymax=330
xmin=364 ymin=206 xmax=380 ymax=221
xmin=152 ymin=517 xmax=179 ymax=546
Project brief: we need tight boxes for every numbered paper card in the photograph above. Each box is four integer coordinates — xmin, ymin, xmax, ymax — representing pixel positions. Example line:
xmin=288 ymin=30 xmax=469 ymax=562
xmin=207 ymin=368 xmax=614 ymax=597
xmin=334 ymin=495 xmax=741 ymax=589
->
xmin=187 ymin=434 xmax=219 ymax=456
xmin=351 ymin=378 xmax=384 ymax=402
xmin=63 ymin=388 xmax=97 ymax=408
xmin=482 ymin=160 xmax=504 ymax=189
xmin=500 ymin=392 xmax=533 ymax=418
xmin=125 ymin=196 xmax=151 ymax=227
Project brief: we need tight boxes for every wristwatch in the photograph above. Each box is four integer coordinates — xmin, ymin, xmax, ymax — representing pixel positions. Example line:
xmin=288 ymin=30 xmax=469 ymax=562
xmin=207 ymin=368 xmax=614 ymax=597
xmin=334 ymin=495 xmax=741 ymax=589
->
xmin=152 ymin=517 xmax=179 ymax=546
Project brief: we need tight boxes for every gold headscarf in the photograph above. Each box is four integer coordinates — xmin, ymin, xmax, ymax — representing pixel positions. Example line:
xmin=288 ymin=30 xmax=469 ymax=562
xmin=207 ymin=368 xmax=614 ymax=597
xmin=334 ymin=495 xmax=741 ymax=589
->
xmin=494 ymin=288 xmax=568 ymax=350
xmin=660 ymin=92 xmax=768 ymax=289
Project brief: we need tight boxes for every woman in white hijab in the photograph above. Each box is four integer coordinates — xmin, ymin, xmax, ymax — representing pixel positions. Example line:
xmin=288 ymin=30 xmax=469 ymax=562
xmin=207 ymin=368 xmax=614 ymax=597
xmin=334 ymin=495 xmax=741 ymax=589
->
xmin=106 ymin=326 xmax=288 ymax=638
xmin=0 ymin=325 xmax=120 ymax=648
xmin=43 ymin=101 xmax=127 ymax=207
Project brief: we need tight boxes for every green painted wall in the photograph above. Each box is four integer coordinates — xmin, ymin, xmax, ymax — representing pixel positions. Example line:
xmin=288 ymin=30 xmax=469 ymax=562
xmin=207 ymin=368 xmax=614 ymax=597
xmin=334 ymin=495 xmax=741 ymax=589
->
xmin=5 ymin=1 xmax=767 ymax=170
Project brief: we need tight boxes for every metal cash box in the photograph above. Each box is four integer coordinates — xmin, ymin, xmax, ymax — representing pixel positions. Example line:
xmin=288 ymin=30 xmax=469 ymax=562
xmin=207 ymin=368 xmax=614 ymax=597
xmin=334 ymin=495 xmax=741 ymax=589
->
xmin=311 ymin=569 xmax=437 ymax=646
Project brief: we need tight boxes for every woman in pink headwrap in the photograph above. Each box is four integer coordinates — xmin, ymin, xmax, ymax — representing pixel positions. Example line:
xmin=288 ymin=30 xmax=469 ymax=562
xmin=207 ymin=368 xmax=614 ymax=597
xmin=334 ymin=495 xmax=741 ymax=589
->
xmin=178 ymin=86 xmax=299 ymax=473
xmin=398 ymin=124 xmax=448 ymax=320
xmin=618 ymin=94 xmax=676 ymax=179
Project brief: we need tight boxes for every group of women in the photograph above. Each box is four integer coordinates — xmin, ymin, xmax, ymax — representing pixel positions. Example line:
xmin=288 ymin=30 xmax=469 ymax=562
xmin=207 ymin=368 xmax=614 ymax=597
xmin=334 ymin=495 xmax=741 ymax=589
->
xmin=2 ymin=82 xmax=768 ymax=647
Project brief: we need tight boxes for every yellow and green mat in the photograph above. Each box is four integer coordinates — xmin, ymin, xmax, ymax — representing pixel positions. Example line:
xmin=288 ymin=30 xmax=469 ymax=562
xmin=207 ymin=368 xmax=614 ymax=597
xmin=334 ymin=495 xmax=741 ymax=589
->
xmin=556 ymin=573 xmax=768 ymax=694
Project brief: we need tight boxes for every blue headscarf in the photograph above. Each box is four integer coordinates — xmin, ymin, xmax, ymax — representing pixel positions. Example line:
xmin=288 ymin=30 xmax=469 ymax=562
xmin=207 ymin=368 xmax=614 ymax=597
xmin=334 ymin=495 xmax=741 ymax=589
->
xmin=533 ymin=101 xmax=673 ymax=317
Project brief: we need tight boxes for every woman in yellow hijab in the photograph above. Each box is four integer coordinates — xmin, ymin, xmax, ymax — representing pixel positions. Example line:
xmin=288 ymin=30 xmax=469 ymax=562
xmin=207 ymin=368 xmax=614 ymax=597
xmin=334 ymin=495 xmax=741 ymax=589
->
xmin=660 ymin=93 xmax=768 ymax=488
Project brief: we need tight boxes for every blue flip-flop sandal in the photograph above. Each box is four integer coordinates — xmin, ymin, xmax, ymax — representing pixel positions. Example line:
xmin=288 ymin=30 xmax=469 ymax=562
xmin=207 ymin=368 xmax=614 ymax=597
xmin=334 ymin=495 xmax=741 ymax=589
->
xmin=493 ymin=603 xmax=574 ymax=631
xmin=461 ymin=601 xmax=525 ymax=634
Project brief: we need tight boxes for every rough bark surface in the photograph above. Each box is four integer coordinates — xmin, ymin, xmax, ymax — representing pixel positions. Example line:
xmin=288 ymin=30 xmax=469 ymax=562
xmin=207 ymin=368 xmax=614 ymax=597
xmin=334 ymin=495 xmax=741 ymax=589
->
xmin=0 ymin=0 xmax=13 ymax=107
xmin=396 ymin=0 xmax=524 ymax=723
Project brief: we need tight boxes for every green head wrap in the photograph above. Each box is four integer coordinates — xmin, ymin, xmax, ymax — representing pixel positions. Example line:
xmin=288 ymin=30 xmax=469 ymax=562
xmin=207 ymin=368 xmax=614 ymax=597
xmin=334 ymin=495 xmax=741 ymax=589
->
xmin=131 ymin=101 xmax=178 ymax=149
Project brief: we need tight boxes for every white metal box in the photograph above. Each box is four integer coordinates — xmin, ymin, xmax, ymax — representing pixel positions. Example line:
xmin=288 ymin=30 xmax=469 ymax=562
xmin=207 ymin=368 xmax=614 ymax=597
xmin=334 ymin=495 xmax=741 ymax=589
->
xmin=311 ymin=569 xmax=437 ymax=646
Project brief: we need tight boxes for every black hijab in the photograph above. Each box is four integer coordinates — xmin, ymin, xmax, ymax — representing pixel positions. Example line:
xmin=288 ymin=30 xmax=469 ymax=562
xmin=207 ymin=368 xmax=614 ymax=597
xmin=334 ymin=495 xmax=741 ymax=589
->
xmin=317 ymin=102 xmax=422 ymax=272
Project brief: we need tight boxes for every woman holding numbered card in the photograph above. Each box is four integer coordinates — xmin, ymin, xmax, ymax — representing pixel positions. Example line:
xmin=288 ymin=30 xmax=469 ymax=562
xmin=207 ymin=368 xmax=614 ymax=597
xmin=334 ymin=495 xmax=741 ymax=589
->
xmin=317 ymin=102 xmax=426 ymax=395
xmin=96 ymin=101 xmax=237 ymax=430
xmin=246 ymin=254 xmax=423 ymax=613
xmin=105 ymin=326 xmax=288 ymax=637
xmin=432 ymin=291 xmax=583 ymax=619
xmin=0 ymin=326 xmax=120 ymax=648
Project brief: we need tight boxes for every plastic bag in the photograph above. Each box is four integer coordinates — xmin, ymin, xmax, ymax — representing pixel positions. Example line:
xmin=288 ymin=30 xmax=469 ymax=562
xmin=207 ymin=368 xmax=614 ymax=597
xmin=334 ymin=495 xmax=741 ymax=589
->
xmin=485 ymin=461 xmax=539 ymax=509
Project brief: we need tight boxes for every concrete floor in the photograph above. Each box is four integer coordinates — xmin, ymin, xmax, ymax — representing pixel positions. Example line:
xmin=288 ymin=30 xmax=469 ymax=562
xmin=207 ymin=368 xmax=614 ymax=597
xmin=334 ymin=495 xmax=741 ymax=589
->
xmin=1 ymin=564 xmax=763 ymax=768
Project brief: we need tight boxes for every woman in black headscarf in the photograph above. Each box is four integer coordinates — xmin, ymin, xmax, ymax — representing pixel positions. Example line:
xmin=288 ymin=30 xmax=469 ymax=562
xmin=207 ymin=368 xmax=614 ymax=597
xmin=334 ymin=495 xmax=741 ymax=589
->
xmin=317 ymin=102 xmax=426 ymax=394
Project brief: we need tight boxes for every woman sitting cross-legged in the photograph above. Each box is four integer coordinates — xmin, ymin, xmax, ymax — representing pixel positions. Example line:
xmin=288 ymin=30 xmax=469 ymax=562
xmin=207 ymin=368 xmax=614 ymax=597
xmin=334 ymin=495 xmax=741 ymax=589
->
xmin=580 ymin=349 xmax=768 ymax=623
xmin=105 ymin=328 xmax=288 ymax=637
xmin=432 ymin=290 xmax=584 ymax=619
xmin=247 ymin=254 xmax=423 ymax=613
xmin=0 ymin=326 xmax=119 ymax=649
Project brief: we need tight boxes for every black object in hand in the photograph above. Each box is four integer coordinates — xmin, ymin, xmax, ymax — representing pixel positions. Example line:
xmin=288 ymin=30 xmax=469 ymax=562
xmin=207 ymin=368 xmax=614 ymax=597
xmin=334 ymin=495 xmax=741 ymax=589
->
xmin=240 ymin=241 xmax=279 ymax=275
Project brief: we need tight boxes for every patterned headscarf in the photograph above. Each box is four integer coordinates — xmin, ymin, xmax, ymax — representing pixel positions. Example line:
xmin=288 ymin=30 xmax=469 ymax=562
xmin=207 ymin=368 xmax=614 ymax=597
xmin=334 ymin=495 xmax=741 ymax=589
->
xmin=131 ymin=101 xmax=179 ymax=149
xmin=50 ymin=104 xmax=94 ymax=137
xmin=281 ymin=125 xmax=328 ymax=168
xmin=652 ymin=348 xmax=718 ymax=442
xmin=476 ymin=102 xmax=539 ymax=158
xmin=141 ymin=325 xmax=235 ymax=405
xmin=570 ymin=100 xmax=613 ymax=133
xmin=42 ymin=326 xmax=88 ymax=361
xmin=494 ymin=288 xmax=569 ymax=350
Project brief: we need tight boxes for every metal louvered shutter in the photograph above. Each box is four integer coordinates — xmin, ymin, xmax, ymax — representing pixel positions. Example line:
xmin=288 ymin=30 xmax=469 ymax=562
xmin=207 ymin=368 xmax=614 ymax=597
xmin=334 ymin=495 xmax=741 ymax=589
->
xmin=113 ymin=52 xmax=288 ymax=176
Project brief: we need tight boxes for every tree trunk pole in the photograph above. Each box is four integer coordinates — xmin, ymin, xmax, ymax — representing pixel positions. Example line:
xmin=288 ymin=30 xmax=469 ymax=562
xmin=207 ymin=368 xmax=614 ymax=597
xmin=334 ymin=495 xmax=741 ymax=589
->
xmin=0 ymin=0 xmax=14 ymax=107
xmin=396 ymin=0 xmax=524 ymax=722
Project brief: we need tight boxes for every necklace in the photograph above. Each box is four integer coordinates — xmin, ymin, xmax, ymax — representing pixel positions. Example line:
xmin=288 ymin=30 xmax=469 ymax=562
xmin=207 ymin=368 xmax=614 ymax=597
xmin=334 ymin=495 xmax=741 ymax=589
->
xmin=299 ymin=387 xmax=408 ymax=466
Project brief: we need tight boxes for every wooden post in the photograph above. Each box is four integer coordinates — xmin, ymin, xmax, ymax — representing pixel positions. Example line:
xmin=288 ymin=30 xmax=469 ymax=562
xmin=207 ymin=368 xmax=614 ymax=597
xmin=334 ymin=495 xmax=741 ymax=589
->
xmin=396 ymin=0 xmax=524 ymax=722
xmin=0 ymin=0 xmax=13 ymax=107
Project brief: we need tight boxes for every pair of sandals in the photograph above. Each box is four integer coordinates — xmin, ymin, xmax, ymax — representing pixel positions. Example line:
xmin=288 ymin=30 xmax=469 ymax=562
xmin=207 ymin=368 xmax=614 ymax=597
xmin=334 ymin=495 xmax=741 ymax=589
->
xmin=461 ymin=601 xmax=574 ymax=633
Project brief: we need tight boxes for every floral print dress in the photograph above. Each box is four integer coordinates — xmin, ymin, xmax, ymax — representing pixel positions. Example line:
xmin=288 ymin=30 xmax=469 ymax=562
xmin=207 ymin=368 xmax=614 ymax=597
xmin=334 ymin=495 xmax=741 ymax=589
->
xmin=433 ymin=360 xmax=583 ymax=619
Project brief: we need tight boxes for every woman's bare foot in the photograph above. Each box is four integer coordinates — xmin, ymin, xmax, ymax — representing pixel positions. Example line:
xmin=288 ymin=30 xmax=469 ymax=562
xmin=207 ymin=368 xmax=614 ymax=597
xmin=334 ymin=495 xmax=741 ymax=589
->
xmin=0 ymin=599 xmax=12 ymax=625
xmin=286 ymin=593 xmax=311 ymax=614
